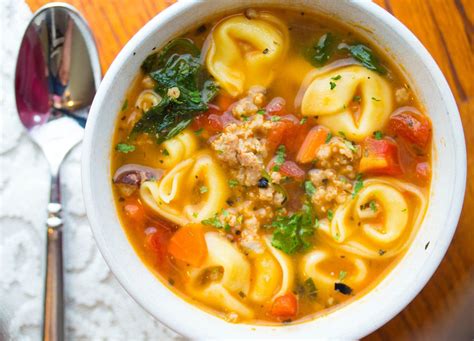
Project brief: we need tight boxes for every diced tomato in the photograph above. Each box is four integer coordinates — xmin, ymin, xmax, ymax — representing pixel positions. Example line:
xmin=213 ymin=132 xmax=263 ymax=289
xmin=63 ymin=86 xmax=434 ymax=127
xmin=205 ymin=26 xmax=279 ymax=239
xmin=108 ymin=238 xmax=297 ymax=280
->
xmin=267 ymin=116 xmax=310 ymax=158
xmin=280 ymin=161 xmax=306 ymax=180
xmin=296 ymin=125 xmax=330 ymax=164
xmin=267 ymin=158 xmax=305 ymax=181
xmin=145 ymin=226 xmax=172 ymax=265
xmin=192 ymin=104 xmax=224 ymax=134
xmin=388 ymin=110 xmax=431 ymax=148
xmin=168 ymin=224 xmax=208 ymax=267
xmin=415 ymin=162 xmax=431 ymax=183
xmin=271 ymin=293 xmax=298 ymax=318
xmin=216 ymin=94 xmax=234 ymax=111
xmin=359 ymin=137 xmax=403 ymax=176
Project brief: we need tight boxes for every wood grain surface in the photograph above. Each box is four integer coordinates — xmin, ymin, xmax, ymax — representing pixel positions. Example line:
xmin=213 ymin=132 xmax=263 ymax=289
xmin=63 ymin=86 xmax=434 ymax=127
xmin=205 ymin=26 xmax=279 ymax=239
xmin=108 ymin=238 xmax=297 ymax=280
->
xmin=25 ymin=0 xmax=474 ymax=339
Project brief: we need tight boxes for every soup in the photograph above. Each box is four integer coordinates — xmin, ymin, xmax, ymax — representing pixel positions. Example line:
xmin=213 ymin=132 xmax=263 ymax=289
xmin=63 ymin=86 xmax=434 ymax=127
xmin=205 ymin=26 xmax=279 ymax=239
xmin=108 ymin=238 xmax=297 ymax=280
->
xmin=111 ymin=8 xmax=431 ymax=324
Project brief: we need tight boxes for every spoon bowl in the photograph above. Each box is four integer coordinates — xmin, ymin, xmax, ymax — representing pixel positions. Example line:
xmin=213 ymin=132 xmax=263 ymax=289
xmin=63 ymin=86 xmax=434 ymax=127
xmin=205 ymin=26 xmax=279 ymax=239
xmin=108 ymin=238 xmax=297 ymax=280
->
xmin=14 ymin=3 xmax=101 ymax=340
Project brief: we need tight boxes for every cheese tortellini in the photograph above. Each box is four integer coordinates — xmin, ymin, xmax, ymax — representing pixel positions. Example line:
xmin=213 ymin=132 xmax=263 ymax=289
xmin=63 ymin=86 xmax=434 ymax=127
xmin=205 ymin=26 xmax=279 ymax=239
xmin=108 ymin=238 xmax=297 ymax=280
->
xmin=301 ymin=65 xmax=393 ymax=141
xmin=248 ymin=237 xmax=295 ymax=303
xmin=319 ymin=178 xmax=427 ymax=259
xmin=140 ymin=151 xmax=229 ymax=225
xmin=187 ymin=232 xmax=253 ymax=319
xmin=301 ymin=249 xmax=368 ymax=288
xmin=206 ymin=12 xmax=289 ymax=97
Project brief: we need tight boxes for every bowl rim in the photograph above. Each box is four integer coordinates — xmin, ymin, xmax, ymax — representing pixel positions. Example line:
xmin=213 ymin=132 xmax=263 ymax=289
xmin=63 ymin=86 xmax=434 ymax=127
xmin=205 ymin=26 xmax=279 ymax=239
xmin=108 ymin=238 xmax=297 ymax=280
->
xmin=82 ymin=0 xmax=466 ymax=338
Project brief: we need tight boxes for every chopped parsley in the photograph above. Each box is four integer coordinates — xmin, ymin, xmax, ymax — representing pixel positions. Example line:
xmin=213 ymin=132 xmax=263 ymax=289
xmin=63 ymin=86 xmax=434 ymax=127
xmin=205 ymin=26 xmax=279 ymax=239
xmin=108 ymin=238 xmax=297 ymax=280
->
xmin=199 ymin=186 xmax=208 ymax=194
xmin=331 ymin=75 xmax=342 ymax=81
xmin=369 ymin=200 xmax=377 ymax=212
xmin=270 ymin=203 xmax=316 ymax=254
xmin=162 ymin=148 xmax=170 ymax=156
xmin=271 ymin=116 xmax=281 ymax=122
xmin=121 ymin=99 xmax=128 ymax=111
xmin=201 ymin=214 xmax=222 ymax=228
xmin=300 ymin=117 xmax=307 ymax=125
xmin=306 ymin=32 xmax=337 ymax=66
xmin=327 ymin=209 xmax=334 ymax=221
xmin=330 ymin=81 xmax=337 ymax=90
xmin=352 ymin=173 xmax=364 ymax=198
xmin=338 ymin=270 xmax=347 ymax=282
xmin=300 ymin=278 xmax=318 ymax=300
xmin=228 ymin=179 xmax=239 ymax=188
xmin=373 ymin=130 xmax=383 ymax=140
xmin=344 ymin=140 xmax=357 ymax=152
xmin=256 ymin=109 xmax=266 ymax=115
xmin=115 ymin=143 xmax=135 ymax=153
xmin=371 ymin=97 xmax=381 ymax=102
xmin=304 ymin=181 xmax=316 ymax=196
xmin=325 ymin=132 xmax=333 ymax=143
xmin=241 ymin=115 xmax=249 ymax=121
xmin=194 ymin=128 xmax=203 ymax=135
xmin=353 ymin=95 xmax=361 ymax=103
xmin=272 ymin=145 xmax=286 ymax=171
xmin=338 ymin=131 xmax=347 ymax=138
xmin=378 ymin=249 xmax=387 ymax=256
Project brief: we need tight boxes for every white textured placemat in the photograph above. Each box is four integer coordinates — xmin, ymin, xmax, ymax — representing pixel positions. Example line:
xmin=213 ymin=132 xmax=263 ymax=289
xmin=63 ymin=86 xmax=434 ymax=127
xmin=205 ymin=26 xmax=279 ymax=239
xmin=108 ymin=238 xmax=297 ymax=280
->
xmin=0 ymin=0 xmax=179 ymax=339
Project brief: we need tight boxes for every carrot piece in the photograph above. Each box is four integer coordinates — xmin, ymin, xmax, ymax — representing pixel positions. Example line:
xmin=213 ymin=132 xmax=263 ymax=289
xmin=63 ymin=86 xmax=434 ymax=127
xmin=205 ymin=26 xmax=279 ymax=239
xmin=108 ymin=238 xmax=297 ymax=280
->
xmin=296 ymin=125 xmax=330 ymax=163
xmin=168 ymin=224 xmax=208 ymax=267
xmin=359 ymin=137 xmax=403 ymax=176
xmin=271 ymin=293 xmax=298 ymax=318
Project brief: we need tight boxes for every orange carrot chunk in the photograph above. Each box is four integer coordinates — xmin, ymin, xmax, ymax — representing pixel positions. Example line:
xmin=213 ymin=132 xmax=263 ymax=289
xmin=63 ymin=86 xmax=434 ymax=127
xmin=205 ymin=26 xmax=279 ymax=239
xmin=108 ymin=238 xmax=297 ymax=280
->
xmin=296 ymin=125 xmax=330 ymax=164
xmin=271 ymin=293 xmax=298 ymax=318
xmin=359 ymin=137 xmax=403 ymax=176
xmin=168 ymin=224 xmax=208 ymax=267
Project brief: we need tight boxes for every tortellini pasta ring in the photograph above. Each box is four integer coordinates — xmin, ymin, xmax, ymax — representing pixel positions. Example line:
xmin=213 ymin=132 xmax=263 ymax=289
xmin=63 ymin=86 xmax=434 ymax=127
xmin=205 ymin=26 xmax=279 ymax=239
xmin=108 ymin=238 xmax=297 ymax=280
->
xmin=187 ymin=232 xmax=254 ymax=319
xmin=301 ymin=250 xmax=368 ymax=286
xmin=318 ymin=178 xmax=427 ymax=259
xmin=301 ymin=65 xmax=393 ymax=141
xmin=206 ymin=12 xmax=289 ymax=97
xmin=248 ymin=236 xmax=295 ymax=303
xmin=140 ymin=152 xmax=229 ymax=225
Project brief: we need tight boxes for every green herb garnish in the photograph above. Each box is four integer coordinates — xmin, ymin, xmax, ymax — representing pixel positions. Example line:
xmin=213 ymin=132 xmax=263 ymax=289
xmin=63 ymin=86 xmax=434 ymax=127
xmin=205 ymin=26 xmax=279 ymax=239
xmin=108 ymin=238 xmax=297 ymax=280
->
xmin=272 ymin=145 xmax=286 ymax=171
xmin=373 ymin=131 xmax=383 ymax=140
xmin=304 ymin=181 xmax=316 ymax=196
xmin=338 ymin=270 xmax=347 ymax=281
xmin=370 ymin=200 xmax=377 ymax=212
xmin=121 ymin=99 xmax=128 ymax=111
xmin=300 ymin=117 xmax=307 ymax=125
xmin=162 ymin=148 xmax=170 ymax=156
xmin=199 ymin=186 xmax=208 ymax=194
xmin=331 ymin=75 xmax=342 ymax=81
xmin=330 ymin=81 xmax=337 ymax=90
xmin=304 ymin=278 xmax=318 ymax=300
xmin=194 ymin=128 xmax=203 ymax=135
xmin=201 ymin=214 xmax=223 ymax=228
xmin=228 ymin=179 xmax=239 ymax=188
xmin=371 ymin=97 xmax=381 ymax=102
xmin=343 ymin=43 xmax=386 ymax=74
xmin=256 ymin=109 xmax=266 ymax=115
xmin=327 ymin=209 xmax=334 ymax=221
xmin=271 ymin=116 xmax=281 ymax=122
xmin=115 ymin=143 xmax=135 ymax=153
xmin=353 ymin=95 xmax=361 ymax=102
xmin=306 ymin=33 xmax=337 ymax=66
xmin=325 ymin=132 xmax=333 ymax=143
xmin=352 ymin=173 xmax=364 ymax=198
xmin=270 ymin=203 xmax=315 ymax=254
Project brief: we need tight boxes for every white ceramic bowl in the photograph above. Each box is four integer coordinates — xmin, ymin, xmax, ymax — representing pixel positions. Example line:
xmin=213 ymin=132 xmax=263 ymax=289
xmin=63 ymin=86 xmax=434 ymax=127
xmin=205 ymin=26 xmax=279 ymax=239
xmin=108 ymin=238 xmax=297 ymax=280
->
xmin=82 ymin=0 xmax=466 ymax=338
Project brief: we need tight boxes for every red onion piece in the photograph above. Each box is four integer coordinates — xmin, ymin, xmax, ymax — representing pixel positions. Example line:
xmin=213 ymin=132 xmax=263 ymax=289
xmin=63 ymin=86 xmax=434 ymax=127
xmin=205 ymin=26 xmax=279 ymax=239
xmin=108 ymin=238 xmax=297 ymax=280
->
xmin=265 ymin=97 xmax=286 ymax=114
xmin=113 ymin=164 xmax=164 ymax=186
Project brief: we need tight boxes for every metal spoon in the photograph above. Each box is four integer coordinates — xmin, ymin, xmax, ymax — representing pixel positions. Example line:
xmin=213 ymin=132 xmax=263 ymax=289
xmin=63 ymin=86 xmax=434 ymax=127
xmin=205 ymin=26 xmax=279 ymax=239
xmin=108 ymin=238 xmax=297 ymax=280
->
xmin=14 ymin=3 xmax=101 ymax=340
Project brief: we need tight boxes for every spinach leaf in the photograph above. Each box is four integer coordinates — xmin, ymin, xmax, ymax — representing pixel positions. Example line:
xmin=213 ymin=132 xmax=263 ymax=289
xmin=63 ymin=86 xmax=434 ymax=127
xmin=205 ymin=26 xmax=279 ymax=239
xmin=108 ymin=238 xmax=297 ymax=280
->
xmin=141 ymin=38 xmax=200 ymax=73
xmin=306 ymin=33 xmax=337 ymax=66
xmin=344 ymin=44 xmax=386 ymax=74
xmin=131 ymin=39 xmax=218 ymax=144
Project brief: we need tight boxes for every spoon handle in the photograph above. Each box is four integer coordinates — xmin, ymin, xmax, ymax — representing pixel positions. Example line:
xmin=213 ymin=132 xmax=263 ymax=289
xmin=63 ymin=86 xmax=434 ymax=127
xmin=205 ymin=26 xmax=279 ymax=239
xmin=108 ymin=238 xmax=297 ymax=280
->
xmin=43 ymin=174 xmax=64 ymax=341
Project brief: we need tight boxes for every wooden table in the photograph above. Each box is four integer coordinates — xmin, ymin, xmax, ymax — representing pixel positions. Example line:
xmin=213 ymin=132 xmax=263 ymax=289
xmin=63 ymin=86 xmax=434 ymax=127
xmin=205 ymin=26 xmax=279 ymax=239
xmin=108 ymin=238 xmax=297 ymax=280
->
xmin=26 ymin=0 xmax=473 ymax=339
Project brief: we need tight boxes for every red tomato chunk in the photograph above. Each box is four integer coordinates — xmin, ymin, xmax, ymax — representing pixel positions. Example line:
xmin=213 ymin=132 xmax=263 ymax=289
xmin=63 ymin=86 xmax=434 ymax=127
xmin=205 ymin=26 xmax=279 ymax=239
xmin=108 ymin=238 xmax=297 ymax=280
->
xmin=271 ymin=293 xmax=298 ymax=318
xmin=388 ymin=110 xmax=431 ymax=148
